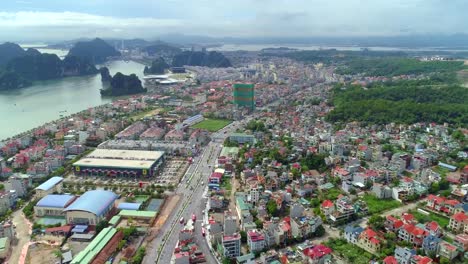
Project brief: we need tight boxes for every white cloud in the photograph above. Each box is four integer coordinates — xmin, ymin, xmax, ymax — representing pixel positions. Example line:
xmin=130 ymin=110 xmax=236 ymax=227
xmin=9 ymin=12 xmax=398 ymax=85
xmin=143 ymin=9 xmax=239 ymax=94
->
xmin=0 ymin=0 xmax=467 ymax=42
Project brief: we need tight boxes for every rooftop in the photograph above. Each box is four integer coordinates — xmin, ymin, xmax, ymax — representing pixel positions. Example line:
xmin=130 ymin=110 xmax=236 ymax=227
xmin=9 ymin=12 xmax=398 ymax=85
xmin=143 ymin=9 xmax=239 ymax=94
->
xmin=35 ymin=176 xmax=63 ymax=191
xmin=86 ymin=149 xmax=164 ymax=161
xmin=36 ymin=194 xmax=76 ymax=208
xmin=64 ymin=190 xmax=118 ymax=216
xmin=118 ymin=210 xmax=156 ymax=218
xmin=117 ymin=202 xmax=142 ymax=210
xmin=73 ymin=158 xmax=156 ymax=170
xmin=71 ymin=227 xmax=117 ymax=264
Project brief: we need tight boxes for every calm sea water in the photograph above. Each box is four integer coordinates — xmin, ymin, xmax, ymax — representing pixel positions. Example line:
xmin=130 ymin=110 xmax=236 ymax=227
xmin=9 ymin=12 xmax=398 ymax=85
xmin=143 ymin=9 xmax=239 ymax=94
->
xmin=0 ymin=60 xmax=145 ymax=140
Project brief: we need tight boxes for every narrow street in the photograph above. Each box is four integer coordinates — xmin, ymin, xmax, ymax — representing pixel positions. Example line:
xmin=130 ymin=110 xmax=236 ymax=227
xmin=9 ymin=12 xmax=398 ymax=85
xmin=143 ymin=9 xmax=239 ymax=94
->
xmin=7 ymin=209 xmax=31 ymax=264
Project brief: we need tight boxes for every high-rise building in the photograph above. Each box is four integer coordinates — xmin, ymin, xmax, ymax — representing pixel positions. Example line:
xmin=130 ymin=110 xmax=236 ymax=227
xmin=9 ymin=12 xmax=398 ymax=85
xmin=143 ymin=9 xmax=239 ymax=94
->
xmin=233 ymin=83 xmax=255 ymax=111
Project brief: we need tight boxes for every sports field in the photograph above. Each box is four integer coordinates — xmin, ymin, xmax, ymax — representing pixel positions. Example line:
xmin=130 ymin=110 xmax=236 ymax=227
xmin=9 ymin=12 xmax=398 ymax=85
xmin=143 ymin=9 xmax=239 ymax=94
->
xmin=192 ymin=119 xmax=231 ymax=132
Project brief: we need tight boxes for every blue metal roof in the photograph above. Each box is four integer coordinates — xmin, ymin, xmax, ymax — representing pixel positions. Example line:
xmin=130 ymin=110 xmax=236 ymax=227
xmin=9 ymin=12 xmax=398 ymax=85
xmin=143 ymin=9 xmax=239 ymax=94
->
xmin=36 ymin=194 xmax=76 ymax=208
xmin=36 ymin=176 xmax=64 ymax=191
xmin=64 ymin=190 xmax=118 ymax=216
xmin=117 ymin=202 xmax=141 ymax=210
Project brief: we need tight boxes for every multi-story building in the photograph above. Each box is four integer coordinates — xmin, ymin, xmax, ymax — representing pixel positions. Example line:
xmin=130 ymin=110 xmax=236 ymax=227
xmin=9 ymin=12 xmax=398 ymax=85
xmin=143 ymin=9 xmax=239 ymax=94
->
xmin=5 ymin=173 xmax=32 ymax=197
xmin=222 ymin=233 xmax=241 ymax=258
xmin=233 ymin=83 xmax=255 ymax=111
xmin=448 ymin=212 xmax=468 ymax=233
xmin=224 ymin=211 xmax=238 ymax=236
xmin=398 ymin=224 xmax=428 ymax=247
xmin=394 ymin=247 xmax=416 ymax=264
xmin=437 ymin=241 xmax=459 ymax=260
xmin=247 ymin=229 xmax=265 ymax=252
xmin=290 ymin=216 xmax=322 ymax=239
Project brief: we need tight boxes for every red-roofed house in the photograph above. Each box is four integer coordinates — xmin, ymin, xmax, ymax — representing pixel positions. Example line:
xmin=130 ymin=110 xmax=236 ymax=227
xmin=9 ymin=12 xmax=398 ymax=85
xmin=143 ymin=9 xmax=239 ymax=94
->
xmin=247 ymin=229 xmax=265 ymax=252
xmin=209 ymin=172 xmax=223 ymax=184
xmin=444 ymin=199 xmax=461 ymax=215
xmin=411 ymin=255 xmax=433 ymax=264
xmin=320 ymin=200 xmax=335 ymax=216
xmin=425 ymin=221 xmax=442 ymax=237
xmin=454 ymin=234 xmax=468 ymax=252
xmin=385 ymin=215 xmax=404 ymax=232
xmin=383 ymin=256 xmax=398 ymax=264
xmin=448 ymin=212 xmax=468 ymax=233
xmin=426 ymin=195 xmax=445 ymax=211
xmin=358 ymin=228 xmax=381 ymax=253
xmin=302 ymin=245 xmax=332 ymax=264
xmin=398 ymin=224 xmax=428 ymax=246
xmin=402 ymin=213 xmax=416 ymax=225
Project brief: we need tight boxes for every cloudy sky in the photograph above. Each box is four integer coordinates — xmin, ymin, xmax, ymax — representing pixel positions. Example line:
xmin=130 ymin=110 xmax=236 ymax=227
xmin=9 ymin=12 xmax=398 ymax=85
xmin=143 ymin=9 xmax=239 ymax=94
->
xmin=1 ymin=0 xmax=467 ymax=42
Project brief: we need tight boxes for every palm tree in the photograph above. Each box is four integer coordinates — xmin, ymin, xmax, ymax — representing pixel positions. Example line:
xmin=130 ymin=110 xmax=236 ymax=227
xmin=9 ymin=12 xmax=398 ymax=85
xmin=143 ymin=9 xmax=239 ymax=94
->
xmin=53 ymin=249 xmax=63 ymax=264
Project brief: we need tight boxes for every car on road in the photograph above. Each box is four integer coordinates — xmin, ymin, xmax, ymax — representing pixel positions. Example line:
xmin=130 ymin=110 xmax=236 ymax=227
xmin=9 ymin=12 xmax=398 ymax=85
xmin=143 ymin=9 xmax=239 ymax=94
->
xmin=179 ymin=217 xmax=184 ymax=224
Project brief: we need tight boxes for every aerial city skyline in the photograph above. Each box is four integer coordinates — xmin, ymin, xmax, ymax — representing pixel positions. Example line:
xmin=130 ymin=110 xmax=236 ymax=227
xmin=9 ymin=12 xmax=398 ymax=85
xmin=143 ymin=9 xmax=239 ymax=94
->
xmin=0 ymin=1 xmax=466 ymax=264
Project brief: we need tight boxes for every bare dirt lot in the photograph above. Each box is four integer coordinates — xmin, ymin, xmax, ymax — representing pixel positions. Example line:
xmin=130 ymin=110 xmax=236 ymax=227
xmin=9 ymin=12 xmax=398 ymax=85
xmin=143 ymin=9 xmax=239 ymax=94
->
xmin=25 ymin=243 xmax=59 ymax=264
xmin=146 ymin=194 xmax=180 ymax=241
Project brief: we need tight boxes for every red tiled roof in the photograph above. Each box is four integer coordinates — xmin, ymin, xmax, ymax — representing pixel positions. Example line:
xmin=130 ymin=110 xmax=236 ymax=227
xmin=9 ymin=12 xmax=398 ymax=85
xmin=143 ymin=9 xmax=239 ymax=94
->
xmin=445 ymin=199 xmax=460 ymax=206
xmin=321 ymin=200 xmax=334 ymax=208
xmin=452 ymin=212 xmax=468 ymax=222
xmin=426 ymin=221 xmax=439 ymax=232
xmin=412 ymin=255 xmax=433 ymax=264
xmin=383 ymin=256 xmax=398 ymax=264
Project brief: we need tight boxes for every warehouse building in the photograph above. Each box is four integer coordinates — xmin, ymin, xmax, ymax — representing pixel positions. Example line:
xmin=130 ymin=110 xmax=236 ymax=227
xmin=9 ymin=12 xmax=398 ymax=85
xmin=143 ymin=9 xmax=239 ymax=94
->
xmin=35 ymin=176 xmax=64 ymax=198
xmin=71 ymin=226 xmax=123 ymax=264
xmin=64 ymin=190 xmax=118 ymax=225
xmin=34 ymin=194 xmax=77 ymax=217
xmin=73 ymin=149 xmax=165 ymax=177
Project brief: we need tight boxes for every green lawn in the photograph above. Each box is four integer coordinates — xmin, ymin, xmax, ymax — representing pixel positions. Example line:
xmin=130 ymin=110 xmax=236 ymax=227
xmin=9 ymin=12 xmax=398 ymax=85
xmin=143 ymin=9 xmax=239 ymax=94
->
xmin=325 ymin=238 xmax=374 ymax=264
xmin=409 ymin=209 xmax=450 ymax=228
xmin=362 ymin=194 xmax=401 ymax=214
xmin=192 ymin=119 xmax=231 ymax=132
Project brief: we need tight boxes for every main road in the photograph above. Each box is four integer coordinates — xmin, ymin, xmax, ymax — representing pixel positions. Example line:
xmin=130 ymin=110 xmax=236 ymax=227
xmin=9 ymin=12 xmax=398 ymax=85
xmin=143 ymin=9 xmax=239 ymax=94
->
xmin=143 ymin=120 xmax=246 ymax=264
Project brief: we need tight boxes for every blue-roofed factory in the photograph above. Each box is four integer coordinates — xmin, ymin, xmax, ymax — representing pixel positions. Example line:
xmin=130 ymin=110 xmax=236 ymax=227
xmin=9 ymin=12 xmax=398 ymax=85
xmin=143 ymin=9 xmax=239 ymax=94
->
xmin=63 ymin=190 xmax=118 ymax=225
xmin=35 ymin=176 xmax=64 ymax=198
xmin=34 ymin=194 xmax=77 ymax=217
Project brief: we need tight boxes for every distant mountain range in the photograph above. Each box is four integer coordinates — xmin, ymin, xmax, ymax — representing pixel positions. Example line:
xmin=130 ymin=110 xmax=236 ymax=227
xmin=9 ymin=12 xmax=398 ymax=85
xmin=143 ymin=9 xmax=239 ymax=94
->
xmin=67 ymin=38 xmax=120 ymax=64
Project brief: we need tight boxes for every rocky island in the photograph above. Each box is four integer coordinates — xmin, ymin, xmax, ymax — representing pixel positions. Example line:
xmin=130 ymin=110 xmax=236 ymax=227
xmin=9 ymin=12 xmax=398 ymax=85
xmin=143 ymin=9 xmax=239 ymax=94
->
xmin=100 ymin=70 xmax=146 ymax=96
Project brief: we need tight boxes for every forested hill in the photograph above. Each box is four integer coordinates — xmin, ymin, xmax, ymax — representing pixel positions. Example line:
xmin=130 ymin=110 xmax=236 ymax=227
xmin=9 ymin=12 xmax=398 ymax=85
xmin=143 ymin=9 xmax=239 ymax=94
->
xmin=144 ymin=57 xmax=170 ymax=74
xmin=335 ymin=58 xmax=466 ymax=77
xmin=172 ymin=51 xmax=232 ymax=68
xmin=327 ymin=80 xmax=468 ymax=126
xmin=142 ymin=42 xmax=182 ymax=57
xmin=67 ymin=38 xmax=121 ymax=63
xmin=0 ymin=42 xmax=27 ymax=65
xmin=0 ymin=42 xmax=98 ymax=90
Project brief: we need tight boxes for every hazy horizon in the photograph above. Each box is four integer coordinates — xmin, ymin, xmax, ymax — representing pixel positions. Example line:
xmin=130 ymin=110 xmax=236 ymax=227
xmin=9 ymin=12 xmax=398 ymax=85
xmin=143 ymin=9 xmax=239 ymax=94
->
xmin=1 ymin=0 xmax=468 ymax=42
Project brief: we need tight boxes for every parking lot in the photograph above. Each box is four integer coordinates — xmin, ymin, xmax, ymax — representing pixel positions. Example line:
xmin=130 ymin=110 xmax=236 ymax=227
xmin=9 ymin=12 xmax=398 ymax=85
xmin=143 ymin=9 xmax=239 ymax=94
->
xmin=64 ymin=158 xmax=188 ymax=189
xmin=154 ymin=158 xmax=189 ymax=186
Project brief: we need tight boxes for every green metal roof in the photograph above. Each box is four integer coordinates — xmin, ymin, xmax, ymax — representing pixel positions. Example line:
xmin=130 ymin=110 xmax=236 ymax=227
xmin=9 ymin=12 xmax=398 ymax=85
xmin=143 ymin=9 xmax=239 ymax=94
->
xmin=72 ymin=227 xmax=117 ymax=264
xmin=236 ymin=253 xmax=254 ymax=262
xmin=236 ymin=196 xmax=251 ymax=211
xmin=118 ymin=210 xmax=157 ymax=218
xmin=0 ymin=237 xmax=8 ymax=250
xmin=109 ymin=215 xmax=121 ymax=226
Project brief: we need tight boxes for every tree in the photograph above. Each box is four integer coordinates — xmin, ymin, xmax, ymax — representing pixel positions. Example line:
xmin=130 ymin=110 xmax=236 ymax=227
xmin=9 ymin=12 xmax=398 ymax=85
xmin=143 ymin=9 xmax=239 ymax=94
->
xmin=266 ymin=200 xmax=278 ymax=217
xmin=117 ymin=239 xmax=127 ymax=251
xmin=240 ymin=231 xmax=247 ymax=243
xmin=368 ymin=215 xmax=385 ymax=230
xmin=95 ymin=220 xmax=109 ymax=233
xmin=255 ymin=219 xmax=264 ymax=229
xmin=314 ymin=225 xmax=325 ymax=237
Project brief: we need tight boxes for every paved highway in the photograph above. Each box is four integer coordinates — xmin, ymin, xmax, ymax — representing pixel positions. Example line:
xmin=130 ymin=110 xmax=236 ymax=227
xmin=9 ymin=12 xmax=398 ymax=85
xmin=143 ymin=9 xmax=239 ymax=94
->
xmin=143 ymin=120 xmax=244 ymax=264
